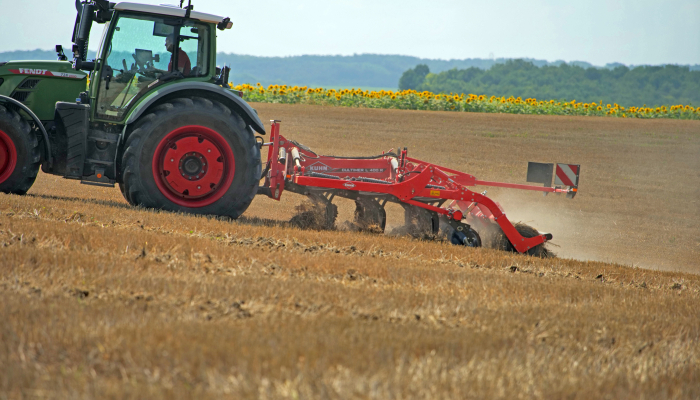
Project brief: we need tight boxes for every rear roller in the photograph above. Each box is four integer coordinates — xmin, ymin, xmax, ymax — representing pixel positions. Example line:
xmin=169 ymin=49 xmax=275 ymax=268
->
xmin=495 ymin=223 xmax=553 ymax=258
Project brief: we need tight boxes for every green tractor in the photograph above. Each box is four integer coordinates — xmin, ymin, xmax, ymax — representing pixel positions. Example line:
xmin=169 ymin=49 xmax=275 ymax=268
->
xmin=0 ymin=0 xmax=264 ymax=218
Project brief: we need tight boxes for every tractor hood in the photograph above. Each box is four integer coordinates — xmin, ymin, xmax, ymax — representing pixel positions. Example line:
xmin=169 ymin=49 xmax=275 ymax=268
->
xmin=0 ymin=60 xmax=88 ymax=121
xmin=0 ymin=60 xmax=87 ymax=81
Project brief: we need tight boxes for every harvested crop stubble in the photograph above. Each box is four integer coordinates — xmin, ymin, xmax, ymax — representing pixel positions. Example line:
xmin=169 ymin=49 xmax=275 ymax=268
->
xmin=1 ymin=191 xmax=699 ymax=399
xmin=1 ymin=103 xmax=699 ymax=398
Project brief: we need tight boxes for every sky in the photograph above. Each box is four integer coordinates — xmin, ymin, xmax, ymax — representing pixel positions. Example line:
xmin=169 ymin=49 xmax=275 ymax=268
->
xmin=2 ymin=0 xmax=699 ymax=66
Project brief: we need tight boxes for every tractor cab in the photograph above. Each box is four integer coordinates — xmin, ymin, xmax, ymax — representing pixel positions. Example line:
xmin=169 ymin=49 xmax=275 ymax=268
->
xmin=70 ymin=1 xmax=232 ymax=122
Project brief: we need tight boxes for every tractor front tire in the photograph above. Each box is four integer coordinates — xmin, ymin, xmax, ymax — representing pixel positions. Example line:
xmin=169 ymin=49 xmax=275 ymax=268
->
xmin=0 ymin=105 xmax=41 ymax=195
xmin=119 ymin=97 xmax=261 ymax=218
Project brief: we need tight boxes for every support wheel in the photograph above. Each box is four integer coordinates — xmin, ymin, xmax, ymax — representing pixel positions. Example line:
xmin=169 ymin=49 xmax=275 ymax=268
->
xmin=0 ymin=105 xmax=40 ymax=195
xmin=450 ymin=225 xmax=482 ymax=247
xmin=119 ymin=97 xmax=261 ymax=218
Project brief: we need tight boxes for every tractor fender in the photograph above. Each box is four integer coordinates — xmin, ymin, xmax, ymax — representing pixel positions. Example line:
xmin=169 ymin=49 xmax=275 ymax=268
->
xmin=0 ymin=95 xmax=52 ymax=167
xmin=125 ymin=82 xmax=266 ymax=135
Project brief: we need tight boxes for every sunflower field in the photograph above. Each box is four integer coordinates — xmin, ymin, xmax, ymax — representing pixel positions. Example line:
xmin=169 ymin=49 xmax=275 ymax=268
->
xmin=230 ymin=83 xmax=700 ymax=120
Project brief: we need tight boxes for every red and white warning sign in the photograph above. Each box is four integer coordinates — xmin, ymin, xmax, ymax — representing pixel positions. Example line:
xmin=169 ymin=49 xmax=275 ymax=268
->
xmin=554 ymin=163 xmax=579 ymax=187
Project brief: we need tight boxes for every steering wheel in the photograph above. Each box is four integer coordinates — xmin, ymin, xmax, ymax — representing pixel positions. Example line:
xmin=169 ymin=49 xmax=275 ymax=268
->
xmin=131 ymin=53 xmax=159 ymax=79
xmin=112 ymin=58 xmax=134 ymax=83
xmin=141 ymin=65 xmax=159 ymax=79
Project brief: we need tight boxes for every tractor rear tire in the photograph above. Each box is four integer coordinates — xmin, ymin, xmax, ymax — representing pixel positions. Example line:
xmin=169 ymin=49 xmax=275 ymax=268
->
xmin=119 ymin=97 xmax=261 ymax=218
xmin=0 ymin=105 xmax=41 ymax=195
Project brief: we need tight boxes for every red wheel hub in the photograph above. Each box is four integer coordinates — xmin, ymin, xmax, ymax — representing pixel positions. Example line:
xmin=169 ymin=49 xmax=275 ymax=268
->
xmin=0 ymin=129 xmax=17 ymax=185
xmin=152 ymin=125 xmax=235 ymax=207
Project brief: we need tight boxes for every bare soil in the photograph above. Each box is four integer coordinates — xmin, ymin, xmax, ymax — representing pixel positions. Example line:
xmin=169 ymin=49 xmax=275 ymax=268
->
xmin=1 ymin=103 xmax=699 ymax=399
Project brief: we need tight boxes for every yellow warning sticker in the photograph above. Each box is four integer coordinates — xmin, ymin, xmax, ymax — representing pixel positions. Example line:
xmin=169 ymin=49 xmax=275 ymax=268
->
xmin=430 ymin=190 xmax=441 ymax=197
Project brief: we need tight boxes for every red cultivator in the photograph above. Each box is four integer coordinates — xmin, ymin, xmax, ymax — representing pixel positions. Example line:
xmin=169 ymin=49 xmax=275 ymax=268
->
xmin=259 ymin=120 xmax=579 ymax=256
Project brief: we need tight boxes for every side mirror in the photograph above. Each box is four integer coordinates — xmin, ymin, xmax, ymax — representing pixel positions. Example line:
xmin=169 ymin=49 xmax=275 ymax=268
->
xmin=56 ymin=45 xmax=68 ymax=61
xmin=154 ymin=54 xmax=160 ymax=63
xmin=215 ymin=65 xmax=230 ymax=86
xmin=217 ymin=17 xmax=232 ymax=31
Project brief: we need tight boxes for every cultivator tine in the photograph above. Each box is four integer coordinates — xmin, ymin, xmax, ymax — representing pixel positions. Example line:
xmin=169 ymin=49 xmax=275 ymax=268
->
xmin=401 ymin=203 xmax=439 ymax=239
xmin=289 ymin=192 xmax=338 ymax=230
xmin=309 ymin=192 xmax=338 ymax=230
xmin=354 ymin=197 xmax=386 ymax=233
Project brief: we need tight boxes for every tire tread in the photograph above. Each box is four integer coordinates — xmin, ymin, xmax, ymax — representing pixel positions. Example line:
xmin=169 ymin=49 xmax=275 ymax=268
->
xmin=0 ymin=105 xmax=41 ymax=195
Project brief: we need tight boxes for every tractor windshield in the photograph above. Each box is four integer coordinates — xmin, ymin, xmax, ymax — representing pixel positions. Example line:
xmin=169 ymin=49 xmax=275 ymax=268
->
xmin=95 ymin=13 xmax=209 ymax=120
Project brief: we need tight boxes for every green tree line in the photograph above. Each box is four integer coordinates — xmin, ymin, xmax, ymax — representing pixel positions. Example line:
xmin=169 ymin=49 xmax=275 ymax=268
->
xmin=400 ymin=60 xmax=700 ymax=107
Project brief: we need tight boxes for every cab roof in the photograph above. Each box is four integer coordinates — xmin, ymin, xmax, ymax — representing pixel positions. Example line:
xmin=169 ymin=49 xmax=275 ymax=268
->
xmin=113 ymin=2 xmax=229 ymax=26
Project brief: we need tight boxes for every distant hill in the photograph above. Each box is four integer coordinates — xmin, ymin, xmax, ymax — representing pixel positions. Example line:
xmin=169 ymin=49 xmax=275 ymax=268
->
xmin=215 ymin=53 xmax=586 ymax=88
xmin=0 ymin=49 xmax=97 ymax=62
xmin=2 ymin=49 xmax=698 ymax=91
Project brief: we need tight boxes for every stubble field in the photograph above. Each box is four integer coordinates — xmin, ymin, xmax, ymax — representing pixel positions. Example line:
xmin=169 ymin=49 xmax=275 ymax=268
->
xmin=1 ymin=103 xmax=699 ymax=399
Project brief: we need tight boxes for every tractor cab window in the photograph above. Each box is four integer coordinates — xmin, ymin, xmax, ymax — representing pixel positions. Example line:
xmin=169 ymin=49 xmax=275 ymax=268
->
xmin=96 ymin=13 xmax=209 ymax=120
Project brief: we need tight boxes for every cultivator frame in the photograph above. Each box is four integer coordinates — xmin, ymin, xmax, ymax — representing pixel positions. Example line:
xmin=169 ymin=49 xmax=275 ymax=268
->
xmin=258 ymin=121 xmax=579 ymax=254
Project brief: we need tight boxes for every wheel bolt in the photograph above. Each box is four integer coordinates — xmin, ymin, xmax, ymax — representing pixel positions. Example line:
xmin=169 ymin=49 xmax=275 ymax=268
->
xmin=197 ymin=186 xmax=201 ymax=189
xmin=170 ymin=158 xmax=174 ymax=162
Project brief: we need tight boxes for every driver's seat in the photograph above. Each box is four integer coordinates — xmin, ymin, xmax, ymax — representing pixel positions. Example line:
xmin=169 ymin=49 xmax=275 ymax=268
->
xmin=188 ymin=66 xmax=201 ymax=77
